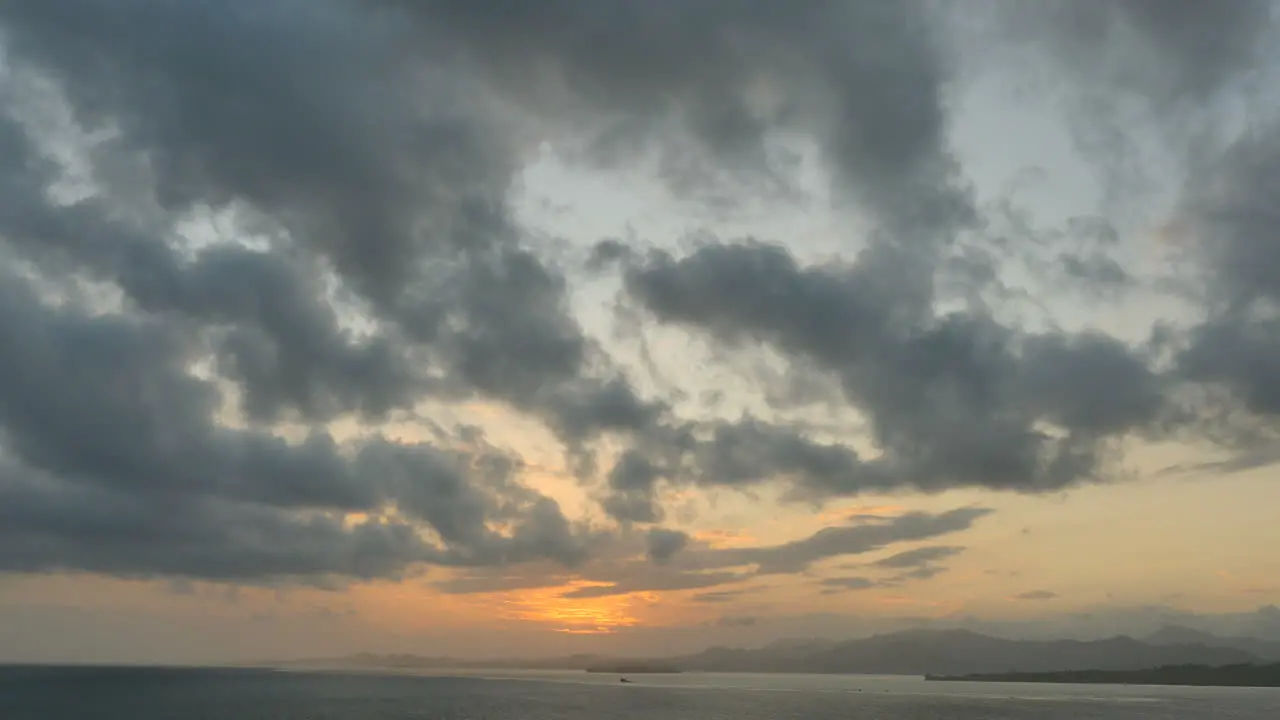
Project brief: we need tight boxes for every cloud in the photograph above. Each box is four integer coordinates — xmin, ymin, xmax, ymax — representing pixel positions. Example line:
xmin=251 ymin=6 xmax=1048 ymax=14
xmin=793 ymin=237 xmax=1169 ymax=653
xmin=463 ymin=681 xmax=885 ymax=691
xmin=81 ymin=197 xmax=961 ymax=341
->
xmin=646 ymin=528 xmax=690 ymax=565
xmin=430 ymin=570 xmax=570 ymax=596
xmin=0 ymin=0 xmax=661 ymax=448
xmin=872 ymin=546 xmax=967 ymax=570
xmin=823 ymin=545 xmax=965 ymax=592
xmin=691 ymin=590 xmax=749 ymax=604
xmin=820 ymin=577 xmax=878 ymax=594
xmin=0 ymin=0 xmax=656 ymax=583
xmin=716 ymin=615 xmax=758 ymax=628
xmin=993 ymin=0 xmax=1273 ymax=108
xmin=388 ymin=0 xmax=972 ymax=234
xmin=0 ymin=265 xmax=601 ymax=581
xmin=0 ymin=0 xmax=1278 ymax=592
xmin=979 ymin=0 xmax=1277 ymax=203
xmin=431 ymin=508 xmax=985 ymax=600
xmin=1173 ymin=125 xmax=1280 ymax=448
xmin=559 ymin=571 xmax=745 ymax=600
xmin=619 ymin=241 xmax=1165 ymax=497
xmin=704 ymin=508 xmax=991 ymax=575
xmin=1014 ymin=590 xmax=1059 ymax=601
xmin=600 ymin=451 xmax=665 ymax=523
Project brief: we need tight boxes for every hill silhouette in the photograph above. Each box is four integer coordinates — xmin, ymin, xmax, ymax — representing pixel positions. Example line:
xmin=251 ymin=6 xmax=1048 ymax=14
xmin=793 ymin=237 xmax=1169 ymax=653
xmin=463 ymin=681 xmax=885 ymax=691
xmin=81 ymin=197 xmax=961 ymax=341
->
xmin=272 ymin=628 xmax=1264 ymax=678
xmin=929 ymin=662 xmax=1280 ymax=687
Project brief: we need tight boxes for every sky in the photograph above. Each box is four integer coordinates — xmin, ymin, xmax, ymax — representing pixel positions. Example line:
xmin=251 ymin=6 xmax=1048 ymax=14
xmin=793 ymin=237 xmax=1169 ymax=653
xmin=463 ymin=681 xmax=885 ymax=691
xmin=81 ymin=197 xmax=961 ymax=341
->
xmin=1 ymin=0 xmax=1280 ymax=665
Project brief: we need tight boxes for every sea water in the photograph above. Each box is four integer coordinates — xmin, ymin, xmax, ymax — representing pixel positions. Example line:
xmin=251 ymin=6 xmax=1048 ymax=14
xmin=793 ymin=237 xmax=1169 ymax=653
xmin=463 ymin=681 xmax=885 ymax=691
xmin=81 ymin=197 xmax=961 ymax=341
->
xmin=2 ymin=665 xmax=1278 ymax=719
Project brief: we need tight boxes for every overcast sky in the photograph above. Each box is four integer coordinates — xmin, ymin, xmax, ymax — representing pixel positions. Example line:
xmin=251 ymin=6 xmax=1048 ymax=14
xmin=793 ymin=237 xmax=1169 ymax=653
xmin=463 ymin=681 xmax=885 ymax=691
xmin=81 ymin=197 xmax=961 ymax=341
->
xmin=2 ymin=0 xmax=1280 ymax=664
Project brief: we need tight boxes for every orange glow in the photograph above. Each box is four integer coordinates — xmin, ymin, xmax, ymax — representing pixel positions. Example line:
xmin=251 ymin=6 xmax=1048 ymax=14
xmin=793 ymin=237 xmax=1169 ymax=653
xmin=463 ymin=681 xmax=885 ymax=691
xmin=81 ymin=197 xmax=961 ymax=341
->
xmin=693 ymin=529 xmax=757 ymax=548
xmin=817 ymin=504 xmax=907 ymax=524
xmin=498 ymin=581 xmax=642 ymax=635
xmin=875 ymin=594 xmax=961 ymax=612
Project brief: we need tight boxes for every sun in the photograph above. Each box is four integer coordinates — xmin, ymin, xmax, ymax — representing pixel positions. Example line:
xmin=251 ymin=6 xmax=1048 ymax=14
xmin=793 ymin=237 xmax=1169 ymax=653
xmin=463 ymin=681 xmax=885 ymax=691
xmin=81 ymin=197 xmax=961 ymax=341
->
xmin=499 ymin=581 xmax=642 ymax=635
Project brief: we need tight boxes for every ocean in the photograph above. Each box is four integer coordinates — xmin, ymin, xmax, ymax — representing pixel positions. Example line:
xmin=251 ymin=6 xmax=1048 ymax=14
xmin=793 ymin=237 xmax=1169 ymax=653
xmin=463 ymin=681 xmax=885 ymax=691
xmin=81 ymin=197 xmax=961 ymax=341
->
xmin=2 ymin=665 xmax=1278 ymax=719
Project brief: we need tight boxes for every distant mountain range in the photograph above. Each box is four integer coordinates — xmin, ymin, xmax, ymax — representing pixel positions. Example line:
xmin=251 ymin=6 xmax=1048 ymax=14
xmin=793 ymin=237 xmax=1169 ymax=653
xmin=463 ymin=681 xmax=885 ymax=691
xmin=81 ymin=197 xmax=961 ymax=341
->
xmin=668 ymin=628 xmax=1260 ymax=676
xmin=929 ymin=662 xmax=1280 ymax=688
xmin=272 ymin=626 xmax=1279 ymax=677
xmin=1143 ymin=624 xmax=1280 ymax=661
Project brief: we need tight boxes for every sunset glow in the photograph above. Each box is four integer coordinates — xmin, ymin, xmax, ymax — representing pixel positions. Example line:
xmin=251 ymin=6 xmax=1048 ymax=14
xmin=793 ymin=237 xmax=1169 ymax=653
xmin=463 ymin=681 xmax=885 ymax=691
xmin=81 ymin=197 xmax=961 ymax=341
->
xmin=2 ymin=0 xmax=1280 ymax=672
xmin=498 ymin=582 xmax=644 ymax=635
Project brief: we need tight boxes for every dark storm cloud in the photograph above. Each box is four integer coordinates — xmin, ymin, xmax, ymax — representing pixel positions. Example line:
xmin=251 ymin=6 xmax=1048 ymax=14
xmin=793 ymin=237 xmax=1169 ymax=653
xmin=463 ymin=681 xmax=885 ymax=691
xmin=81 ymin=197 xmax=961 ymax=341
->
xmin=620 ymin=241 xmax=1166 ymax=496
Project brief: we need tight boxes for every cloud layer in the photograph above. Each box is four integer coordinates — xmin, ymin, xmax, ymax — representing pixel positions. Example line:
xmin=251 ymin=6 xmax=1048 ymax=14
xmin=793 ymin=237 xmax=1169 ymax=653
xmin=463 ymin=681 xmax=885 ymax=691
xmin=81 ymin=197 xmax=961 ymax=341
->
xmin=0 ymin=0 xmax=1278 ymax=588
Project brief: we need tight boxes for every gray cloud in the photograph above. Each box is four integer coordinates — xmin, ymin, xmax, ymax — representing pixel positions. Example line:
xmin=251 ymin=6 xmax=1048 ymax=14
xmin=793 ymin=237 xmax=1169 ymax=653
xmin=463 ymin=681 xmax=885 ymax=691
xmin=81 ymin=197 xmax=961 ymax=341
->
xmin=0 ymin=459 xmax=430 ymax=583
xmin=691 ymin=590 xmax=749 ymax=604
xmin=0 ymin=0 xmax=1278 ymax=590
xmin=552 ymin=506 xmax=986 ymax=597
xmin=429 ymin=508 xmax=985 ymax=600
xmin=1175 ymin=125 xmax=1280 ymax=445
xmin=0 ymin=0 xmax=670 ymax=582
xmin=704 ymin=508 xmax=991 ymax=575
xmin=0 ymin=0 xmax=660 ymax=444
xmin=600 ymin=491 xmax=663 ymax=526
xmin=600 ymin=450 xmax=665 ymax=523
xmin=620 ymin=241 xmax=1166 ymax=496
xmin=824 ymin=545 xmax=966 ymax=593
xmin=872 ymin=546 xmax=966 ymax=570
xmin=1015 ymin=590 xmax=1059 ymax=601
xmin=646 ymin=528 xmax=690 ymax=565
xmin=0 ymin=267 xmax=595 ymax=581
xmin=390 ymin=0 xmax=972 ymax=236
xmin=994 ymin=0 xmax=1274 ymax=109
xmin=975 ymin=0 xmax=1279 ymax=215
xmin=820 ymin=577 xmax=878 ymax=594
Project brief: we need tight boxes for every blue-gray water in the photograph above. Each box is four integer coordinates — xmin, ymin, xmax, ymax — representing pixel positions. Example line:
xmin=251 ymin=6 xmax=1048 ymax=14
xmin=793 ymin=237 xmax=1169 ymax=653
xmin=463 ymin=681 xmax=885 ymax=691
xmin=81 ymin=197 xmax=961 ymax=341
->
xmin=2 ymin=666 xmax=1279 ymax=719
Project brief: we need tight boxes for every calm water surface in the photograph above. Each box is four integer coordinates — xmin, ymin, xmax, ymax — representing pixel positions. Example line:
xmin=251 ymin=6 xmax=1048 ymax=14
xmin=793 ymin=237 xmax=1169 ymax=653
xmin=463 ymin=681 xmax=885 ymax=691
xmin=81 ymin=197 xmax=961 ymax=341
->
xmin=2 ymin=665 xmax=1278 ymax=719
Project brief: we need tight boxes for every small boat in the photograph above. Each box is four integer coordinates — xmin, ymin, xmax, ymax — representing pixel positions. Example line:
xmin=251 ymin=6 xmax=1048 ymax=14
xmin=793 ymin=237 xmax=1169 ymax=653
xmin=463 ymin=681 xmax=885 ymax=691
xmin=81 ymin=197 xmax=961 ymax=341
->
xmin=619 ymin=677 xmax=632 ymax=684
